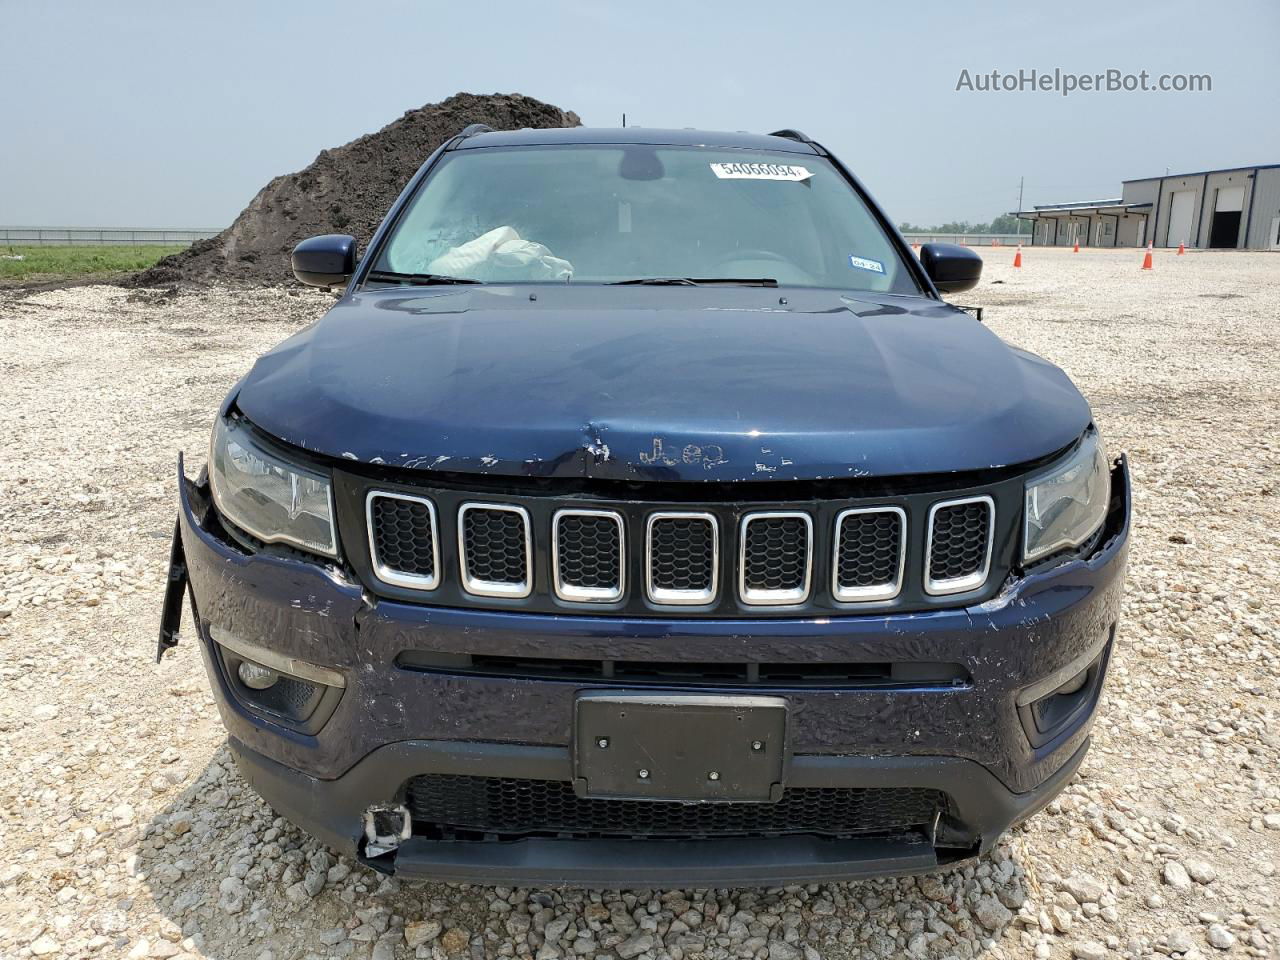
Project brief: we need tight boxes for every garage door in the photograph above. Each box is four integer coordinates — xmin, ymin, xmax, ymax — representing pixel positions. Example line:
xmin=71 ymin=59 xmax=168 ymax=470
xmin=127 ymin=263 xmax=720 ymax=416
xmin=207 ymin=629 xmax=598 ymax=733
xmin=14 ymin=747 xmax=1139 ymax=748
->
xmin=1209 ymin=186 xmax=1247 ymax=248
xmin=1215 ymin=186 xmax=1245 ymax=212
xmin=1166 ymin=190 xmax=1196 ymax=247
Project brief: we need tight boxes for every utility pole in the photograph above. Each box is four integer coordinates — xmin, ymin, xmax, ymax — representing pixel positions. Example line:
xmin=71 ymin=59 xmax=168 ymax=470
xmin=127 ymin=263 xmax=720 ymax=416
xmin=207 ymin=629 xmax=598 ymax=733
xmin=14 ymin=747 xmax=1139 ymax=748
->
xmin=1016 ymin=176 xmax=1025 ymax=237
xmin=622 ymin=113 xmax=626 ymax=128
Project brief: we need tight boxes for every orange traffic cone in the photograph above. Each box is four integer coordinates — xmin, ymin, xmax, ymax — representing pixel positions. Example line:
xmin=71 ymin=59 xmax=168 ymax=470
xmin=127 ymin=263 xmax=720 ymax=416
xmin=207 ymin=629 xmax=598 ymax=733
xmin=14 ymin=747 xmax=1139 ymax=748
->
xmin=1177 ymin=242 xmax=1185 ymax=255
xmin=1013 ymin=245 xmax=1022 ymax=268
xmin=1073 ymin=240 xmax=1080 ymax=253
xmin=1141 ymin=243 xmax=1153 ymax=270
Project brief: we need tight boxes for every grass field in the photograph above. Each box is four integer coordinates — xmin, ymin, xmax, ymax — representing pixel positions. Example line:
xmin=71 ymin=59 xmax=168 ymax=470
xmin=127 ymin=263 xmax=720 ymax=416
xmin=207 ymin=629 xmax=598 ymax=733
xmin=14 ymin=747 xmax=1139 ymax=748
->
xmin=0 ymin=244 xmax=185 ymax=287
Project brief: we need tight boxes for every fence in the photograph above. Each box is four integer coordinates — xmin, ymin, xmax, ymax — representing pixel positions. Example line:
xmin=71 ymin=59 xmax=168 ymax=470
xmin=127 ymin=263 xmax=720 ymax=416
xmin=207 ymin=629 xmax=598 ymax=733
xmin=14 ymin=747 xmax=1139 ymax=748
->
xmin=3 ymin=226 xmax=1029 ymax=249
xmin=0 ymin=226 xmax=222 ymax=246
xmin=901 ymin=233 xmax=1028 ymax=247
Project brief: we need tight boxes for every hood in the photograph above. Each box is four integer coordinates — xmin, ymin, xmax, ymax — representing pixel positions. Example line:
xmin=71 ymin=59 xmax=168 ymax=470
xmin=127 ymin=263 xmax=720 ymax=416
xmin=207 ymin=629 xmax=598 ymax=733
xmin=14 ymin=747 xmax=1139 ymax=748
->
xmin=234 ymin=286 xmax=1091 ymax=483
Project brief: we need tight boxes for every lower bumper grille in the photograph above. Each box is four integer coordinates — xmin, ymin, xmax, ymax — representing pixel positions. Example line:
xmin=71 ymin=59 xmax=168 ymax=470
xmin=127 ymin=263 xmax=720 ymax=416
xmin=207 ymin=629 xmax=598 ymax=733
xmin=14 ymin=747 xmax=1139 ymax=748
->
xmin=405 ymin=774 xmax=947 ymax=840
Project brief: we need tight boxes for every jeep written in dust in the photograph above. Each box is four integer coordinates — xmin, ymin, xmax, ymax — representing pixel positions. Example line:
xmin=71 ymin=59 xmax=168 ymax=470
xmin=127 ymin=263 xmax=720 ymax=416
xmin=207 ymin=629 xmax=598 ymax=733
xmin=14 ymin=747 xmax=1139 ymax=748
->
xmin=159 ymin=125 xmax=1129 ymax=885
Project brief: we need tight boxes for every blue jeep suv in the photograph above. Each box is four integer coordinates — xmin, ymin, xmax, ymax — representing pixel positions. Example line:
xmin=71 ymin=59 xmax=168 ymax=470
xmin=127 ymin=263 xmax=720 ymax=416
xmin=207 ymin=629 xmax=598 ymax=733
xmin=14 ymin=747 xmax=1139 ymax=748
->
xmin=159 ymin=125 xmax=1129 ymax=886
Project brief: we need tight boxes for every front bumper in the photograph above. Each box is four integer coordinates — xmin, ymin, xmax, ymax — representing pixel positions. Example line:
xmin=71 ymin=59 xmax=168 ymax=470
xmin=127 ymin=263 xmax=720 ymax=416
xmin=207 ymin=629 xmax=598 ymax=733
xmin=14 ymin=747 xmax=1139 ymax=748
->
xmin=229 ymin=734 xmax=1089 ymax=886
xmin=167 ymin=456 xmax=1130 ymax=884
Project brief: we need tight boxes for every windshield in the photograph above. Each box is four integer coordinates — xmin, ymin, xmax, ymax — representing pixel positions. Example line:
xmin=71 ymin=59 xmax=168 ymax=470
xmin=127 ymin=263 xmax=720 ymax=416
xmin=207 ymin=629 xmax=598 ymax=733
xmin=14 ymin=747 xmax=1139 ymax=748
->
xmin=372 ymin=144 xmax=920 ymax=293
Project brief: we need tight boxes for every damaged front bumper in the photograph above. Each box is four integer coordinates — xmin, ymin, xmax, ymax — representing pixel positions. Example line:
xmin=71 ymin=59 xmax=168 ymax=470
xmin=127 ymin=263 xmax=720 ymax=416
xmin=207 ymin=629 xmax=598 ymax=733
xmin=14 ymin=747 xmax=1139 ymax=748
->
xmin=160 ymin=455 xmax=1130 ymax=885
xmin=226 ymin=733 xmax=1090 ymax=886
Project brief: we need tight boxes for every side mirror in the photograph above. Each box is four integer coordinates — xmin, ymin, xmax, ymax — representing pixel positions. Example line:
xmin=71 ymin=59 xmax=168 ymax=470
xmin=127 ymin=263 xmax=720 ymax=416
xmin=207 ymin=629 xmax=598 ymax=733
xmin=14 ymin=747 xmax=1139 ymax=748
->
xmin=291 ymin=234 xmax=356 ymax=287
xmin=919 ymin=243 xmax=982 ymax=294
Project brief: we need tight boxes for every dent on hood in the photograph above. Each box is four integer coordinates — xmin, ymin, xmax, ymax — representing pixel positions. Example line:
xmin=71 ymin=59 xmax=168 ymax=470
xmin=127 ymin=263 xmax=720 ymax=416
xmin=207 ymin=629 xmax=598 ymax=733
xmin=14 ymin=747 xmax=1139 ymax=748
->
xmin=358 ymin=427 xmax=735 ymax=480
xmin=231 ymin=287 xmax=1092 ymax=483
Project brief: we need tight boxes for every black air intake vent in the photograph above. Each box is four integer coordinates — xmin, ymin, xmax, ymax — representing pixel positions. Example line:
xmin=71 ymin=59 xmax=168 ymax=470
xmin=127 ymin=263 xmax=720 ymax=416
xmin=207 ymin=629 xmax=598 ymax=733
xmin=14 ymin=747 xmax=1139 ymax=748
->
xmin=926 ymin=497 xmax=993 ymax=595
xmin=646 ymin=513 xmax=718 ymax=604
xmin=460 ymin=504 xmax=532 ymax=598
xmin=834 ymin=507 xmax=904 ymax=602
xmin=740 ymin=513 xmax=812 ymax=604
xmin=367 ymin=492 xmax=439 ymax=590
xmin=553 ymin=510 xmax=624 ymax=602
xmin=406 ymin=774 xmax=948 ymax=841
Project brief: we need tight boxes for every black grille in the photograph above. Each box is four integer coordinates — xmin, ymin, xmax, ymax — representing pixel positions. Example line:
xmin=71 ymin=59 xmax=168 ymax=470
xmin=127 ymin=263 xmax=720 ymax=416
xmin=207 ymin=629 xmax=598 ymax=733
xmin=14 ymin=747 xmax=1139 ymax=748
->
xmin=928 ymin=500 xmax=991 ymax=583
xmin=555 ymin=512 xmax=622 ymax=593
xmin=836 ymin=510 xmax=902 ymax=591
xmin=742 ymin=515 xmax=809 ymax=594
xmin=370 ymin=495 xmax=436 ymax=579
xmin=396 ymin=650 xmax=971 ymax=689
xmin=405 ymin=774 xmax=946 ymax=840
xmin=462 ymin=507 xmax=528 ymax=586
xmin=359 ymin=480 xmax=1016 ymax=616
xmin=648 ymin=516 xmax=715 ymax=595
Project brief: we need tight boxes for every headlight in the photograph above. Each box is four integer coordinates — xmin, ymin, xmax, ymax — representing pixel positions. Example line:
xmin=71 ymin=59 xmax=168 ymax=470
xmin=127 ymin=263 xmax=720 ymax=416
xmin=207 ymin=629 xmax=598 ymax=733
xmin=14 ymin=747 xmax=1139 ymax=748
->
xmin=1023 ymin=428 xmax=1110 ymax=563
xmin=209 ymin=416 xmax=338 ymax=557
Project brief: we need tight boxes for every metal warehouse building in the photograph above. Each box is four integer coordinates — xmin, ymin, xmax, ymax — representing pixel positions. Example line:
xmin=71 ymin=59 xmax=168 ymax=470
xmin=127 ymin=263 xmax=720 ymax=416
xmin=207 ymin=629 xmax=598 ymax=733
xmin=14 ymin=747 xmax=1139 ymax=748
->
xmin=1014 ymin=163 xmax=1280 ymax=250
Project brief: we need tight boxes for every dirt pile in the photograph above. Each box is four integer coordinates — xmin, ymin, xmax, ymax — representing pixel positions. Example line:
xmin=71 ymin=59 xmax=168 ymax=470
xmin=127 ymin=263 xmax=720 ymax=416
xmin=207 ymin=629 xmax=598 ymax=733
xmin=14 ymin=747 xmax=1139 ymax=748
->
xmin=132 ymin=92 xmax=580 ymax=286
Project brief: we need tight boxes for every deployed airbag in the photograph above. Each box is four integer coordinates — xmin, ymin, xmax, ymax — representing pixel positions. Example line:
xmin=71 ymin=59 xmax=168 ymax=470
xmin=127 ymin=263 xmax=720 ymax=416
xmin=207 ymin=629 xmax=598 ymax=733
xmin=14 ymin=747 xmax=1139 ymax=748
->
xmin=427 ymin=226 xmax=573 ymax=281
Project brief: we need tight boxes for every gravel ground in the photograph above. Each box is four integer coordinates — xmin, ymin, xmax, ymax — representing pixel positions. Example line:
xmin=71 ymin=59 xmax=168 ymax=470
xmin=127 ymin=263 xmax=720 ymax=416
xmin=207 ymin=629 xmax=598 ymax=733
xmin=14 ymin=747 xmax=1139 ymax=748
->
xmin=0 ymin=246 xmax=1276 ymax=960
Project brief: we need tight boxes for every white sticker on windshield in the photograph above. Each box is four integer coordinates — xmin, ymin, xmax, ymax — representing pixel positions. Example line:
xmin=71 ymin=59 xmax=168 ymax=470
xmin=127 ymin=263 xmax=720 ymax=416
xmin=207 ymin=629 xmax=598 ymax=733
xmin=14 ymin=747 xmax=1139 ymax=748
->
xmin=849 ymin=255 xmax=886 ymax=274
xmin=710 ymin=162 xmax=814 ymax=182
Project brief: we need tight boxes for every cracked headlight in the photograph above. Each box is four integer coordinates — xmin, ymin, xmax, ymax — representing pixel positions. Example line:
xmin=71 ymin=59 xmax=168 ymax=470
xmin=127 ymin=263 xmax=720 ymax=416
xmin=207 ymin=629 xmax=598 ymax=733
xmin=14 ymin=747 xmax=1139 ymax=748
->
xmin=209 ymin=416 xmax=338 ymax=557
xmin=1023 ymin=427 xmax=1110 ymax=563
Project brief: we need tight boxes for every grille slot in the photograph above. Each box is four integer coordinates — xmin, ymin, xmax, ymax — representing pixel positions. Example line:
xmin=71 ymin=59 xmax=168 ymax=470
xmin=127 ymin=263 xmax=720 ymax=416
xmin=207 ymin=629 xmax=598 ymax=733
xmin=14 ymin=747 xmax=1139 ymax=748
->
xmin=646 ymin=512 xmax=718 ymax=605
xmin=458 ymin=503 xmax=532 ymax=598
xmin=925 ymin=496 xmax=994 ymax=595
xmin=739 ymin=512 xmax=812 ymax=605
xmin=366 ymin=492 xmax=440 ymax=590
xmin=553 ymin=509 xmax=624 ymax=602
xmin=395 ymin=650 xmax=971 ymax=689
xmin=406 ymin=774 xmax=947 ymax=840
xmin=833 ymin=507 xmax=905 ymax=602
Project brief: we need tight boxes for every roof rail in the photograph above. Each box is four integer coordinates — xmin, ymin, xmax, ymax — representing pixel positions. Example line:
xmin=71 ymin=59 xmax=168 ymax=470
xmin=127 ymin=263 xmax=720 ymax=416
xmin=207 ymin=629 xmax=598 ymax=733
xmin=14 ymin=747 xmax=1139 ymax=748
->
xmin=768 ymin=129 xmax=814 ymax=144
xmin=458 ymin=123 xmax=494 ymax=138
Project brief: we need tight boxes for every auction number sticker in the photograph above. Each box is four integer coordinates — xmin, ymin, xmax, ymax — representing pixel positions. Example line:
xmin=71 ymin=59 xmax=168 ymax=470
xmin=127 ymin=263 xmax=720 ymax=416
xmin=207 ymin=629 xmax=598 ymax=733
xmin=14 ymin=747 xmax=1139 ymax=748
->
xmin=849 ymin=255 xmax=886 ymax=274
xmin=710 ymin=162 xmax=814 ymax=182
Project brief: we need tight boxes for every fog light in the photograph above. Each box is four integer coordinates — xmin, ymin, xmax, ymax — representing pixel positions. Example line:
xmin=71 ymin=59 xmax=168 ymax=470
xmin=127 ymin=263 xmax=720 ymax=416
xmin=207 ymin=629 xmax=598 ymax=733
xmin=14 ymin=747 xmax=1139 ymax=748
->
xmin=237 ymin=660 xmax=280 ymax=690
xmin=210 ymin=624 xmax=346 ymax=689
xmin=1053 ymin=669 xmax=1089 ymax=697
xmin=1016 ymin=640 xmax=1113 ymax=749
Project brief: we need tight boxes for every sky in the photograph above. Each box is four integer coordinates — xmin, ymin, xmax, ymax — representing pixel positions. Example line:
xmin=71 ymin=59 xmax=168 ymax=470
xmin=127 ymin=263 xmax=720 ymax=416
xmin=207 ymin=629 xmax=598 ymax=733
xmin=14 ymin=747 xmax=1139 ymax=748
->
xmin=2 ymin=0 xmax=1277 ymax=230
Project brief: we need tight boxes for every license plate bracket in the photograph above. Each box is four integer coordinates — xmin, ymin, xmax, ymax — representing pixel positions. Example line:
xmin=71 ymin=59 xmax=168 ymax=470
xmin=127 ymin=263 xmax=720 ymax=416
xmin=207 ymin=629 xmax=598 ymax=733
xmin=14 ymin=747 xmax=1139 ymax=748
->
xmin=573 ymin=692 xmax=788 ymax=801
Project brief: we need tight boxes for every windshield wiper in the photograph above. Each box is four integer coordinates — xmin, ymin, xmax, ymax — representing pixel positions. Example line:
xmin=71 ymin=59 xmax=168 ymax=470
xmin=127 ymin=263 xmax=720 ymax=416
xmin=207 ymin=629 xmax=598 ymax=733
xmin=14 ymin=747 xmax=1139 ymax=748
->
xmin=365 ymin=270 xmax=481 ymax=286
xmin=610 ymin=277 xmax=779 ymax=287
